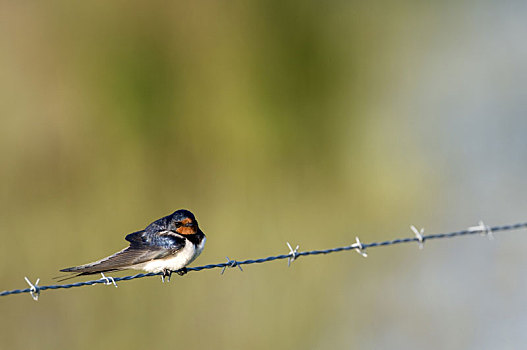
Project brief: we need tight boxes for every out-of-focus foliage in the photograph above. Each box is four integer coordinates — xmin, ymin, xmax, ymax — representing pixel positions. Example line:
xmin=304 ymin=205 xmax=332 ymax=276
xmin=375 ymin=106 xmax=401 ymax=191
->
xmin=1 ymin=1 xmax=527 ymax=349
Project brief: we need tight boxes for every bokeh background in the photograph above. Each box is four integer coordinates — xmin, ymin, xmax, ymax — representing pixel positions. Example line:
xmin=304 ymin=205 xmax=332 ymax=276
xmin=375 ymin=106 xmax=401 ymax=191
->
xmin=1 ymin=1 xmax=527 ymax=349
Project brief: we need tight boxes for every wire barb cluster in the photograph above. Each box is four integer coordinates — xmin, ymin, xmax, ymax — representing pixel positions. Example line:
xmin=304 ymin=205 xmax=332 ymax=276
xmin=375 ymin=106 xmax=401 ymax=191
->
xmin=2 ymin=221 xmax=526 ymax=300
xmin=410 ymin=225 xmax=425 ymax=249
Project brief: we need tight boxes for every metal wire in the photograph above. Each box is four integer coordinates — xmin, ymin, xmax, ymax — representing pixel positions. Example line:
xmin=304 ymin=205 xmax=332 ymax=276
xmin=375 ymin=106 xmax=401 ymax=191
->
xmin=2 ymin=221 xmax=526 ymax=300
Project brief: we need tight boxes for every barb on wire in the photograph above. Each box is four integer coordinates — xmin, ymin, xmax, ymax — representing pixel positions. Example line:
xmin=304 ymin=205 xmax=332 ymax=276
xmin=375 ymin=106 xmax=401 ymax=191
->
xmin=351 ymin=236 xmax=368 ymax=257
xmin=469 ymin=220 xmax=493 ymax=240
xmin=221 ymin=257 xmax=243 ymax=274
xmin=99 ymin=273 xmax=118 ymax=288
xmin=286 ymin=242 xmax=299 ymax=267
xmin=24 ymin=277 xmax=40 ymax=301
xmin=410 ymin=225 xmax=425 ymax=249
xmin=2 ymin=221 xmax=527 ymax=300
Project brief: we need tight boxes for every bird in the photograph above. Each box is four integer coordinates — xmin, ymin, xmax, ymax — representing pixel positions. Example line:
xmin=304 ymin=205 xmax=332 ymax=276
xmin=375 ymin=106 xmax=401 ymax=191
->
xmin=59 ymin=209 xmax=206 ymax=282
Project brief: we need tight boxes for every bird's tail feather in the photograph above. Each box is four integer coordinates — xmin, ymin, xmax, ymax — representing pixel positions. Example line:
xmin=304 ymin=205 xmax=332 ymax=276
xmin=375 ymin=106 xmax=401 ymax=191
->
xmin=57 ymin=247 xmax=135 ymax=281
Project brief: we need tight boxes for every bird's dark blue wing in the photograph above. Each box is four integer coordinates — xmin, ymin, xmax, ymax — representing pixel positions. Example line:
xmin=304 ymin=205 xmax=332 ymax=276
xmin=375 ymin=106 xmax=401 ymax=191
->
xmin=125 ymin=230 xmax=186 ymax=251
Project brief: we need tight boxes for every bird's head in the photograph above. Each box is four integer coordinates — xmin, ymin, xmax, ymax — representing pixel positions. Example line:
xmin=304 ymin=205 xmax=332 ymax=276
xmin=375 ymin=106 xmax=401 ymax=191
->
xmin=168 ymin=209 xmax=200 ymax=235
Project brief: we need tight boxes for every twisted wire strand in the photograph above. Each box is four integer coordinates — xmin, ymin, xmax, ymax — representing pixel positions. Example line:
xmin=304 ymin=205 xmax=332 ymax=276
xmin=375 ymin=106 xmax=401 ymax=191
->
xmin=2 ymin=221 xmax=526 ymax=298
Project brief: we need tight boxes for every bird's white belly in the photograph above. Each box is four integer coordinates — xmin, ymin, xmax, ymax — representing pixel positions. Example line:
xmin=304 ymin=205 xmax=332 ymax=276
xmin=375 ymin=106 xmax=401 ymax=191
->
xmin=137 ymin=240 xmax=197 ymax=273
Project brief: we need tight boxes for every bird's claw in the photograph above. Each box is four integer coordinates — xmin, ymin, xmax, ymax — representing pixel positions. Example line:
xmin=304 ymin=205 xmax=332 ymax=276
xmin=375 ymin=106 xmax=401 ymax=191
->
xmin=161 ymin=269 xmax=173 ymax=283
xmin=160 ymin=267 xmax=186 ymax=282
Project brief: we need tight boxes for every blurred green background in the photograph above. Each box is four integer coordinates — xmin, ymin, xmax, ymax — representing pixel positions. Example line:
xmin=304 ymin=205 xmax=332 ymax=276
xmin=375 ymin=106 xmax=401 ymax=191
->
xmin=2 ymin=1 xmax=527 ymax=349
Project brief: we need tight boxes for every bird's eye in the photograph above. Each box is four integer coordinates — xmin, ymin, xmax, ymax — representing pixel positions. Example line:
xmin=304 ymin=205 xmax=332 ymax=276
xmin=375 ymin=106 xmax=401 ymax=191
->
xmin=175 ymin=222 xmax=182 ymax=228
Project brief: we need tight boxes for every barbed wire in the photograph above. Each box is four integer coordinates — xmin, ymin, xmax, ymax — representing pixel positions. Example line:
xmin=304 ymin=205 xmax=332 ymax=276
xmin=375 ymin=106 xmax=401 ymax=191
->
xmin=2 ymin=220 xmax=526 ymax=300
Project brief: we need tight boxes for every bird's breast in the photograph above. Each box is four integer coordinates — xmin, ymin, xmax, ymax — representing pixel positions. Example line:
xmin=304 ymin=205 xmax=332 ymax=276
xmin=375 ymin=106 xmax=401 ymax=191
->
xmin=139 ymin=239 xmax=197 ymax=273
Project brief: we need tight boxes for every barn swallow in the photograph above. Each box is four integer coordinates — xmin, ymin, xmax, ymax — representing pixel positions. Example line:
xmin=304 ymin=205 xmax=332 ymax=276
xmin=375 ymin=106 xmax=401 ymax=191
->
xmin=59 ymin=209 xmax=206 ymax=282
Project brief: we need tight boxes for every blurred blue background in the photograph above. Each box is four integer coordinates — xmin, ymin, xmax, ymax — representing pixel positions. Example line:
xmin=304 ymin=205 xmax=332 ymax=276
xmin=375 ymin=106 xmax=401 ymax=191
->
xmin=1 ymin=1 xmax=527 ymax=349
